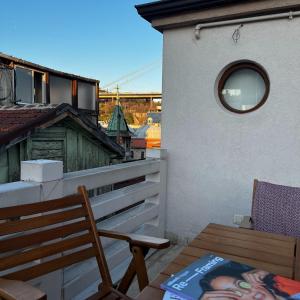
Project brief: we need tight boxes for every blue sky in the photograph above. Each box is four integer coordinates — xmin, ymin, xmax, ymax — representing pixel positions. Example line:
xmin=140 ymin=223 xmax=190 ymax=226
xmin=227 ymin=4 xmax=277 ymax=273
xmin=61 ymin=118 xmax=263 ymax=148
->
xmin=0 ymin=0 xmax=162 ymax=92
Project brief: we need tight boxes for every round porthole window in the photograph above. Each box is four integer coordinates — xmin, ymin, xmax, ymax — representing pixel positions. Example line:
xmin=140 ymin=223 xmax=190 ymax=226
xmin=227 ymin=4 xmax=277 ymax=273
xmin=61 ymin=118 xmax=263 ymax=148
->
xmin=218 ymin=63 xmax=270 ymax=113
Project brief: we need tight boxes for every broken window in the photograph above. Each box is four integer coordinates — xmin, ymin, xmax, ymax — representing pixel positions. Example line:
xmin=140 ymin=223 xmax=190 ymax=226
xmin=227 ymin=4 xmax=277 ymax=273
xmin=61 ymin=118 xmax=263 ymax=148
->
xmin=34 ymin=72 xmax=43 ymax=103
xmin=15 ymin=67 xmax=45 ymax=104
xmin=15 ymin=67 xmax=33 ymax=104
xmin=0 ymin=65 xmax=14 ymax=105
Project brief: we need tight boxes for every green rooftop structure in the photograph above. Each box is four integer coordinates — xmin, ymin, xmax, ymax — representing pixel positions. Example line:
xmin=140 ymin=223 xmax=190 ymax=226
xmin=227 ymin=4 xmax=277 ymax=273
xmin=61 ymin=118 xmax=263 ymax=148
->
xmin=107 ymin=104 xmax=131 ymax=159
xmin=107 ymin=105 xmax=130 ymax=137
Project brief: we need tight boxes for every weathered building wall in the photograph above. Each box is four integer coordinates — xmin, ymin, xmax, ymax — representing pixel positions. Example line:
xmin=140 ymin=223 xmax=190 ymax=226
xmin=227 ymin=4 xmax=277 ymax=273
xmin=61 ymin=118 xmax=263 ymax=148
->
xmin=40 ymin=76 xmax=96 ymax=110
xmin=162 ymin=17 xmax=300 ymax=241
xmin=0 ymin=143 xmax=25 ymax=183
xmin=0 ymin=120 xmax=113 ymax=183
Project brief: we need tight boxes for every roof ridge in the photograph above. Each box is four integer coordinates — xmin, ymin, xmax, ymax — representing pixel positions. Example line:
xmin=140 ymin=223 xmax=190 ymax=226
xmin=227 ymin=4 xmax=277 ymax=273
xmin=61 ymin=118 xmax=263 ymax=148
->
xmin=0 ymin=52 xmax=99 ymax=83
xmin=0 ymin=103 xmax=59 ymax=110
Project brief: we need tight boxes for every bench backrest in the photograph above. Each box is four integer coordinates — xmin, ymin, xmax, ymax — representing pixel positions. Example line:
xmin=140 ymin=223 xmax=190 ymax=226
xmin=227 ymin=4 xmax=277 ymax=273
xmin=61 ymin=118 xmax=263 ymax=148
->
xmin=0 ymin=186 xmax=112 ymax=291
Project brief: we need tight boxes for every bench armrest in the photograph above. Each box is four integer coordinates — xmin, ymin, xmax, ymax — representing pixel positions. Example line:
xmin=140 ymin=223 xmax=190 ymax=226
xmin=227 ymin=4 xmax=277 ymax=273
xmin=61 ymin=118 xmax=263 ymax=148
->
xmin=0 ymin=278 xmax=46 ymax=300
xmin=239 ymin=216 xmax=253 ymax=229
xmin=98 ymin=230 xmax=170 ymax=249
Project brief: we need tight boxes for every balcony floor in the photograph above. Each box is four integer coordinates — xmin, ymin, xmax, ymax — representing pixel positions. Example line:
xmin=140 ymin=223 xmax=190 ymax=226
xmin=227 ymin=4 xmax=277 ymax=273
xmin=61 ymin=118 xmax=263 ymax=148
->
xmin=128 ymin=244 xmax=184 ymax=297
xmin=75 ymin=244 xmax=183 ymax=300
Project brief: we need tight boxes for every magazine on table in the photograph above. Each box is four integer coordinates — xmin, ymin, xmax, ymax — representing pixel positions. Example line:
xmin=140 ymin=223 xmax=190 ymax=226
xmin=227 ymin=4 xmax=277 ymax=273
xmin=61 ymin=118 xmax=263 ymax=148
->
xmin=161 ymin=253 xmax=300 ymax=300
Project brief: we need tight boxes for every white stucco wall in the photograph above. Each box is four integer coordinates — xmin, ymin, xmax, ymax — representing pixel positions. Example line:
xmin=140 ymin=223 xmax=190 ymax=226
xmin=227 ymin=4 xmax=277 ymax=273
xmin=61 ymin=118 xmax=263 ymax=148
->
xmin=162 ymin=17 xmax=300 ymax=242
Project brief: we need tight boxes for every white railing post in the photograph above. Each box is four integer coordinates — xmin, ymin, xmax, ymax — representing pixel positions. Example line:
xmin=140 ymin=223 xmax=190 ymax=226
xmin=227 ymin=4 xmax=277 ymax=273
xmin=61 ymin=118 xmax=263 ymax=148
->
xmin=21 ymin=159 xmax=64 ymax=300
xmin=144 ymin=149 xmax=167 ymax=238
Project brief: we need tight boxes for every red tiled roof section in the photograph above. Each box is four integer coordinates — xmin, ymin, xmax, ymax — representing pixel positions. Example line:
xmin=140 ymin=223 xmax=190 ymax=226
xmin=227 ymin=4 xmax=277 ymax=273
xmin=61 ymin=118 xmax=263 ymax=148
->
xmin=131 ymin=138 xmax=146 ymax=149
xmin=0 ymin=108 xmax=54 ymax=135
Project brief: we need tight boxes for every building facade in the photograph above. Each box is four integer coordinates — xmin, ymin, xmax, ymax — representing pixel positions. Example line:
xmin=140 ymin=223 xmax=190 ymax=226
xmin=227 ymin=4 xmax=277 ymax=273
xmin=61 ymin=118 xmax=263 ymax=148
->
xmin=137 ymin=0 xmax=300 ymax=242
xmin=0 ymin=53 xmax=98 ymax=121
xmin=133 ymin=112 xmax=161 ymax=150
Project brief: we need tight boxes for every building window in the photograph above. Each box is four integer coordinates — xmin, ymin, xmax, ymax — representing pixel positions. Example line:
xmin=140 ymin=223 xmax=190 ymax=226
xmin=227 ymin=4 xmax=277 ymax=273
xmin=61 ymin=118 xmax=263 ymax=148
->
xmin=34 ymin=71 xmax=44 ymax=103
xmin=15 ymin=66 xmax=45 ymax=104
xmin=218 ymin=63 xmax=269 ymax=113
xmin=15 ymin=67 xmax=33 ymax=104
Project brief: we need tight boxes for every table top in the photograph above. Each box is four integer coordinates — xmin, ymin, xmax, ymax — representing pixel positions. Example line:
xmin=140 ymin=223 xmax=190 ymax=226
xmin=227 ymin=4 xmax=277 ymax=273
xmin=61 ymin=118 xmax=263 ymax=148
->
xmin=136 ymin=223 xmax=300 ymax=300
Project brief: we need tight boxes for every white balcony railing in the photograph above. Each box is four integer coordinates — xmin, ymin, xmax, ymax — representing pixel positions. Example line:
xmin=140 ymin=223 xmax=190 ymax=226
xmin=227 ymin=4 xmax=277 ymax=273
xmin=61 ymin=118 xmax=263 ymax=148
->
xmin=0 ymin=149 xmax=167 ymax=300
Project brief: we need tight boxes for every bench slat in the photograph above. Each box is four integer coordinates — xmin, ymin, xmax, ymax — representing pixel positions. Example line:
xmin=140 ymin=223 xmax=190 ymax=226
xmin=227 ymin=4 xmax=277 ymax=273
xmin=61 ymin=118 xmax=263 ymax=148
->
xmin=0 ymin=220 xmax=90 ymax=253
xmin=0 ymin=207 xmax=87 ymax=236
xmin=0 ymin=194 xmax=83 ymax=219
xmin=4 ymin=247 xmax=96 ymax=281
xmin=0 ymin=233 xmax=93 ymax=271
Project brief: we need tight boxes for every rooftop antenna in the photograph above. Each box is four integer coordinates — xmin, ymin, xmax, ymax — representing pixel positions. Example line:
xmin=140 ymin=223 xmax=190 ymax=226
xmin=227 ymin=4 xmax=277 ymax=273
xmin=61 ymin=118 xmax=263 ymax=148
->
xmin=116 ymin=84 xmax=120 ymax=106
xmin=116 ymin=84 xmax=121 ymax=143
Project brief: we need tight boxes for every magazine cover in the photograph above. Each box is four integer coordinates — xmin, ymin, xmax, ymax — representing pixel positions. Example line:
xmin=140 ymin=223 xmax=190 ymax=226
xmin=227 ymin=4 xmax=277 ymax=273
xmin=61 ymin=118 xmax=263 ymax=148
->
xmin=163 ymin=291 xmax=185 ymax=300
xmin=161 ymin=254 xmax=300 ymax=300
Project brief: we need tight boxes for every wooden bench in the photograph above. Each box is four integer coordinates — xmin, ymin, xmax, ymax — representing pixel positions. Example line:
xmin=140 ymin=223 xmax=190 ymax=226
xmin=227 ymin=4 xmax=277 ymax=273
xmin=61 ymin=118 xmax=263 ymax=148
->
xmin=0 ymin=186 xmax=170 ymax=300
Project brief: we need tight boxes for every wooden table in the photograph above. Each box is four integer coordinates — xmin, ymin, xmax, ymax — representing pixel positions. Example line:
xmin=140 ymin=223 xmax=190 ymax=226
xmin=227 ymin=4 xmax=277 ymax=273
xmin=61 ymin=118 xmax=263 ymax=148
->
xmin=136 ymin=223 xmax=300 ymax=300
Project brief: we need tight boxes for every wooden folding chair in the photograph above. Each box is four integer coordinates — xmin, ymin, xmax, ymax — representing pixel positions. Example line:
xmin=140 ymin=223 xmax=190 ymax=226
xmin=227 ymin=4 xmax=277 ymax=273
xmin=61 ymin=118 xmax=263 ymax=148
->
xmin=0 ymin=186 xmax=170 ymax=299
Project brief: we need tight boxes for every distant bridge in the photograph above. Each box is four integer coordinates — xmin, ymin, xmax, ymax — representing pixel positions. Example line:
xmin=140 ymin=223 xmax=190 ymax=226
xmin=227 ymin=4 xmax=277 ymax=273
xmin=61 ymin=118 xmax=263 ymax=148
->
xmin=98 ymin=91 xmax=162 ymax=102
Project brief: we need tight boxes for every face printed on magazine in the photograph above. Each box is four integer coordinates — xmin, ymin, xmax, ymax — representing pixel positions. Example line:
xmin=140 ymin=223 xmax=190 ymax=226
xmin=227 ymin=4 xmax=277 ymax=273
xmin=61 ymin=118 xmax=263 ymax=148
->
xmin=199 ymin=263 xmax=300 ymax=300
xmin=208 ymin=274 xmax=277 ymax=300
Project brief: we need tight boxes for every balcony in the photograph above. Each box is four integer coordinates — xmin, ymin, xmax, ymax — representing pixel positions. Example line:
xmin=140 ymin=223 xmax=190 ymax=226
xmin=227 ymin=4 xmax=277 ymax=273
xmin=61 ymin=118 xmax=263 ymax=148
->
xmin=0 ymin=149 xmax=170 ymax=299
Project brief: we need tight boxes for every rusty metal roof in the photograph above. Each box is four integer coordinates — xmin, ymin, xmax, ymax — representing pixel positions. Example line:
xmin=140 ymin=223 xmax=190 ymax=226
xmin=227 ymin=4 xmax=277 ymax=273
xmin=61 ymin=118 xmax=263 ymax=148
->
xmin=0 ymin=52 xmax=99 ymax=84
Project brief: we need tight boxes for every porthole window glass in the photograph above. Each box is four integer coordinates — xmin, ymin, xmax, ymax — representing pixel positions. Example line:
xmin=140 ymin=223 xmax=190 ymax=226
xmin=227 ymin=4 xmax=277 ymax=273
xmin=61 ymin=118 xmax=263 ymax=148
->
xmin=218 ymin=63 xmax=269 ymax=113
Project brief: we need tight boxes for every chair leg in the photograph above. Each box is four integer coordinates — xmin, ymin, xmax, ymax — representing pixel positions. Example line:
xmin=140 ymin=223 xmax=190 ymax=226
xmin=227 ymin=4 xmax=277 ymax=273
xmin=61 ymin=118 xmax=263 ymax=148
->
xmin=117 ymin=246 xmax=150 ymax=293
xmin=132 ymin=246 xmax=149 ymax=291
xmin=117 ymin=259 xmax=137 ymax=293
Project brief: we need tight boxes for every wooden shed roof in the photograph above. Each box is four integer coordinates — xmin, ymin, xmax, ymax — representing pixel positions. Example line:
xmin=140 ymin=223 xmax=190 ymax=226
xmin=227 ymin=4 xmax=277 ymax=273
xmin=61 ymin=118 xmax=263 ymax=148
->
xmin=0 ymin=52 xmax=99 ymax=84
xmin=0 ymin=103 xmax=124 ymax=157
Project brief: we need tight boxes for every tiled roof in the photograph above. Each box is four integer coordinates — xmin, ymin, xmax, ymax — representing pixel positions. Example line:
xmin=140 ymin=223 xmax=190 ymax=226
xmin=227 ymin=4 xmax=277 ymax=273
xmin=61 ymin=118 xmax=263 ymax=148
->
xmin=0 ymin=104 xmax=57 ymax=135
xmin=131 ymin=138 xmax=146 ymax=149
